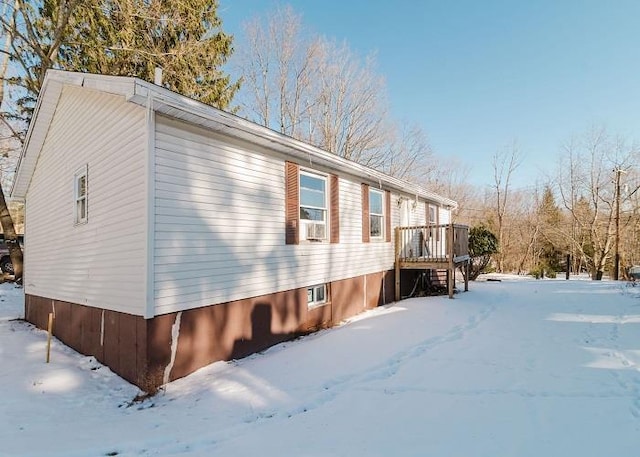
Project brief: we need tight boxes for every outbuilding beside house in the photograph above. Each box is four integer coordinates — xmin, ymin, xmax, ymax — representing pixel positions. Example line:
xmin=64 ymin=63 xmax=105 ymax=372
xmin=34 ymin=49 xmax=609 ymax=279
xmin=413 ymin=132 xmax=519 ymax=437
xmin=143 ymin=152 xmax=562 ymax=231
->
xmin=11 ymin=70 xmax=467 ymax=390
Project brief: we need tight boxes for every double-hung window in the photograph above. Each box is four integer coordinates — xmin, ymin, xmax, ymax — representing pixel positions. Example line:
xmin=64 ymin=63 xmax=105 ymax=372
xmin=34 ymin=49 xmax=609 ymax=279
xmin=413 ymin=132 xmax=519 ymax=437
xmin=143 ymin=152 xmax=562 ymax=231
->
xmin=428 ymin=204 xmax=437 ymax=225
xmin=369 ymin=188 xmax=384 ymax=239
xmin=299 ymin=171 xmax=328 ymax=241
xmin=362 ymin=184 xmax=389 ymax=243
xmin=428 ymin=203 xmax=439 ymax=240
xmin=74 ymin=165 xmax=88 ymax=225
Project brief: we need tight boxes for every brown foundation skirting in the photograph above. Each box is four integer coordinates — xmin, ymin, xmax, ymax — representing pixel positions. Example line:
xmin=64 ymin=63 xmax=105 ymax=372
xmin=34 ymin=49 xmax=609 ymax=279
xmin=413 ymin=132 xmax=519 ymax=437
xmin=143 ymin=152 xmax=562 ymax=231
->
xmin=25 ymin=270 xmax=395 ymax=390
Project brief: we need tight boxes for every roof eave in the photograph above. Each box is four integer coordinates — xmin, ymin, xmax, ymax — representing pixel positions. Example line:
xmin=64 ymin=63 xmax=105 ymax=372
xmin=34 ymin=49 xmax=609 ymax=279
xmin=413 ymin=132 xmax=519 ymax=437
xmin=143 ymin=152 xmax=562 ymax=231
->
xmin=11 ymin=70 xmax=458 ymax=210
xmin=10 ymin=70 xmax=138 ymax=200
xmin=128 ymin=80 xmax=458 ymax=208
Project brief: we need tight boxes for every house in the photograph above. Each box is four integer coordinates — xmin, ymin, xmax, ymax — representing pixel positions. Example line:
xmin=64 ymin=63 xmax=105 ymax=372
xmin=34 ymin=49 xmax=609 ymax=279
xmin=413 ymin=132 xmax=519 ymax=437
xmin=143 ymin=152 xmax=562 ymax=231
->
xmin=11 ymin=70 xmax=468 ymax=391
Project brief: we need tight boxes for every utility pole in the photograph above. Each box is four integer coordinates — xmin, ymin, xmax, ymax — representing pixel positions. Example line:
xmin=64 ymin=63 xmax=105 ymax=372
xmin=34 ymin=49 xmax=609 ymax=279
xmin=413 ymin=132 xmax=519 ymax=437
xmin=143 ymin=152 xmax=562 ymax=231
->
xmin=614 ymin=168 xmax=623 ymax=281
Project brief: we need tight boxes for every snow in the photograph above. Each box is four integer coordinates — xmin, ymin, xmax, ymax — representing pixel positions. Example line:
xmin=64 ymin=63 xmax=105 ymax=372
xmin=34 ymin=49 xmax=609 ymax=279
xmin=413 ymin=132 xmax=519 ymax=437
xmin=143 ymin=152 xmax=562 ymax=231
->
xmin=2 ymin=277 xmax=640 ymax=456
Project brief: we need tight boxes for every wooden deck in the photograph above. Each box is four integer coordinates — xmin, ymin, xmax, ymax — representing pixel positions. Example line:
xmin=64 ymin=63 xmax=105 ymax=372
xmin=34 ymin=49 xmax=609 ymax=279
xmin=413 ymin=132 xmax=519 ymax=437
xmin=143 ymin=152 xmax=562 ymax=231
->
xmin=394 ymin=224 xmax=470 ymax=299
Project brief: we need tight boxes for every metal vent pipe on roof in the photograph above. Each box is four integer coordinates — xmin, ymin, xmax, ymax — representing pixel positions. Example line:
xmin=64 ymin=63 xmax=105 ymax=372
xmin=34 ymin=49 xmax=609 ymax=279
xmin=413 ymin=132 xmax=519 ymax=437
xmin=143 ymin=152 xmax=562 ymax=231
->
xmin=154 ymin=67 xmax=163 ymax=86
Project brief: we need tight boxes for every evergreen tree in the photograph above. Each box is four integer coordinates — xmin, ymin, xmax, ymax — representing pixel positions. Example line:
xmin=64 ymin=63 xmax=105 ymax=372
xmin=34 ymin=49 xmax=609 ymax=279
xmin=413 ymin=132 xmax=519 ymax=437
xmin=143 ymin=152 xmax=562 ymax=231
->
xmin=3 ymin=0 xmax=239 ymax=123
xmin=537 ymin=186 xmax=564 ymax=274
xmin=465 ymin=224 xmax=499 ymax=280
xmin=61 ymin=0 xmax=239 ymax=110
xmin=1 ymin=0 xmax=239 ymax=281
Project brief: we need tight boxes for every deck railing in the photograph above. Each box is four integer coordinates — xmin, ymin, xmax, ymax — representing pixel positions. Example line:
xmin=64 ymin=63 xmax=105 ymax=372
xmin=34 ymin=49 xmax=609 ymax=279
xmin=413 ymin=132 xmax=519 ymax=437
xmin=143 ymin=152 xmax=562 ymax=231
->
xmin=394 ymin=223 xmax=470 ymax=300
xmin=396 ymin=224 xmax=469 ymax=263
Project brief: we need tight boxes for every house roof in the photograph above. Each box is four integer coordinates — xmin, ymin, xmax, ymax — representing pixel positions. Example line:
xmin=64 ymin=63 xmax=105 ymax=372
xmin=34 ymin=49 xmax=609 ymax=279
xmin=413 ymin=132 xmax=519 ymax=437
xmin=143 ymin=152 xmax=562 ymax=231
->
xmin=11 ymin=70 xmax=458 ymax=209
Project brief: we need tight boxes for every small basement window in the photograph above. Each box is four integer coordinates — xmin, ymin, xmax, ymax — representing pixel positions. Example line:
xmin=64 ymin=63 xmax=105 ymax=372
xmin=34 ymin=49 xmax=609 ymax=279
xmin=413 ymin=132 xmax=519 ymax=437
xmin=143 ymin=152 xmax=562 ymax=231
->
xmin=307 ymin=284 xmax=327 ymax=308
xmin=74 ymin=165 xmax=88 ymax=225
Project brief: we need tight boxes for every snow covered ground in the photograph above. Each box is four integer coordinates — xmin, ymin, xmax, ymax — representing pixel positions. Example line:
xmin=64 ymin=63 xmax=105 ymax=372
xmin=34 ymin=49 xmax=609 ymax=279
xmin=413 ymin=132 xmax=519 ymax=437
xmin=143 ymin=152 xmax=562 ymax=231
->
xmin=2 ymin=276 xmax=640 ymax=456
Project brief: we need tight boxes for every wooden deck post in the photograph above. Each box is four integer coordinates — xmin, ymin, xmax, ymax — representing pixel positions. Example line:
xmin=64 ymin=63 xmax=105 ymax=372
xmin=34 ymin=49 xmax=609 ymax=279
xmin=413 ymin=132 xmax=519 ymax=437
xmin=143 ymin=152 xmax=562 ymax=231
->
xmin=464 ymin=260 xmax=469 ymax=292
xmin=395 ymin=227 xmax=401 ymax=302
xmin=447 ymin=223 xmax=455 ymax=299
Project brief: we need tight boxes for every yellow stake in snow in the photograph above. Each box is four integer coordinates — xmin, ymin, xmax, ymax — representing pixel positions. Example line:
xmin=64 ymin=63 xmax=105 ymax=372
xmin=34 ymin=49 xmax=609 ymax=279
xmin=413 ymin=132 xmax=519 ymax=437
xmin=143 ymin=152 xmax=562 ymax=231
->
xmin=46 ymin=313 xmax=54 ymax=363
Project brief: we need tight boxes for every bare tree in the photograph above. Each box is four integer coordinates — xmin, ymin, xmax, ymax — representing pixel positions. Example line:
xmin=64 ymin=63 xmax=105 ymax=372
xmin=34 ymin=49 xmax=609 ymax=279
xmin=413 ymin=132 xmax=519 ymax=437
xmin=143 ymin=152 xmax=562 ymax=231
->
xmin=237 ymin=5 xmax=319 ymax=137
xmin=376 ymin=122 xmax=435 ymax=181
xmin=308 ymin=38 xmax=389 ymax=166
xmin=234 ymin=6 xmax=397 ymax=172
xmin=1 ymin=0 xmax=81 ymax=124
xmin=0 ymin=0 xmax=36 ymax=280
xmin=428 ymin=158 xmax=474 ymax=223
xmin=508 ymin=187 xmax=540 ymax=274
xmin=556 ymin=127 xmax=639 ymax=279
xmin=619 ymin=167 xmax=640 ymax=274
xmin=491 ymin=142 xmax=521 ymax=272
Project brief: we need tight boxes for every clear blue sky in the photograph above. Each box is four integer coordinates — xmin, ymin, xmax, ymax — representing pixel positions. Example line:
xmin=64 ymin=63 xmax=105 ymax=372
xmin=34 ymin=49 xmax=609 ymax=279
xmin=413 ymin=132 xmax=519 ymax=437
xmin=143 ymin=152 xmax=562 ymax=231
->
xmin=219 ymin=0 xmax=640 ymax=188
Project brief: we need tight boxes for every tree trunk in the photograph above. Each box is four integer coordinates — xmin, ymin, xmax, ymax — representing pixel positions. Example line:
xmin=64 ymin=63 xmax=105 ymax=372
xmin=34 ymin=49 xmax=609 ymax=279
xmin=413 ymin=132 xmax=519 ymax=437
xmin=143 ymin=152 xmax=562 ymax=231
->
xmin=0 ymin=185 xmax=23 ymax=281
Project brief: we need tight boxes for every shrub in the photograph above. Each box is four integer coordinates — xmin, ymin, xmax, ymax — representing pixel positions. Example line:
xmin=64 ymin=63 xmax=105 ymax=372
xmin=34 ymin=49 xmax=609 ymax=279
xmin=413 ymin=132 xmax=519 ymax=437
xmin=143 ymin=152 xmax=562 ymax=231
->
xmin=464 ymin=225 xmax=499 ymax=281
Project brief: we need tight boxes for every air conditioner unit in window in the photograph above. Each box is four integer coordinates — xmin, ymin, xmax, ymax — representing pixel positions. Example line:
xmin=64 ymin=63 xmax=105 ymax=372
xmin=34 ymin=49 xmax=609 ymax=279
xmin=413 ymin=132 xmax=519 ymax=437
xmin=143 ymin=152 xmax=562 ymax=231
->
xmin=306 ymin=222 xmax=326 ymax=240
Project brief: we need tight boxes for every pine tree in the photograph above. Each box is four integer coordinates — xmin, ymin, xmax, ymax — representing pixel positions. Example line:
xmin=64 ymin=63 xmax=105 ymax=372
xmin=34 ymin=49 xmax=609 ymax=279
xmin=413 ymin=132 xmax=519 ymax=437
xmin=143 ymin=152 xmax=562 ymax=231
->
xmin=3 ymin=0 xmax=239 ymax=123
xmin=1 ymin=0 xmax=239 ymax=281
xmin=60 ymin=0 xmax=239 ymax=110
xmin=537 ymin=186 xmax=564 ymax=274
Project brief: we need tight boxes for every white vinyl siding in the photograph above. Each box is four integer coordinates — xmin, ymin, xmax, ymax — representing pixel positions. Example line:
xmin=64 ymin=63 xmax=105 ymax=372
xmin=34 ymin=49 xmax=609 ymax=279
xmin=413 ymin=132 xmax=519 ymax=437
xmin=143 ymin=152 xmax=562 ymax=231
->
xmin=153 ymin=117 xmax=395 ymax=315
xmin=24 ymin=86 xmax=147 ymax=314
xmin=339 ymin=177 xmax=366 ymax=244
xmin=439 ymin=206 xmax=451 ymax=225
xmin=397 ymin=196 xmax=427 ymax=228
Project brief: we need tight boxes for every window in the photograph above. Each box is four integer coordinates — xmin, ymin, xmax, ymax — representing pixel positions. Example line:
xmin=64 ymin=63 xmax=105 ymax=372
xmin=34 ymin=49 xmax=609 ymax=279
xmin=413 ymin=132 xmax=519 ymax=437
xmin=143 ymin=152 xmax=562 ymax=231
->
xmin=307 ymin=284 xmax=327 ymax=308
xmin=428 ymin=203 xmax=439 ymax=240
xmin=362 ymin=185 xmax=389 ymax=243
xmin=369 ymin=189 xmax=384 ymax=239
xmin=285 ymin=162 xmax=339 ymax=245
xmin=428 ymin=204 xmax=437 ymax=225
xmin=74 ymin=165 xmax=88 ymax=225
xmin=300 ymin=171 xmax=328 ymax=241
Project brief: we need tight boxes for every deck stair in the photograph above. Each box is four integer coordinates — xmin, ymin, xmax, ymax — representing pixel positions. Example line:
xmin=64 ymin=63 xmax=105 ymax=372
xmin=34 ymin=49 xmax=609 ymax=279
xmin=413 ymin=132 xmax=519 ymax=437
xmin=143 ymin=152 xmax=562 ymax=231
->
xmin=394 ymin=224 xmax=470 ymax=299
